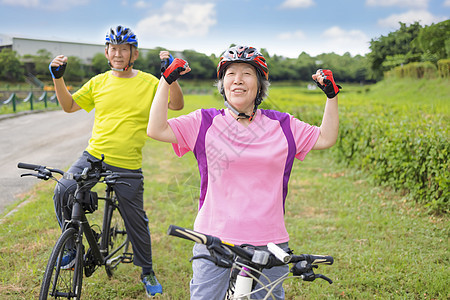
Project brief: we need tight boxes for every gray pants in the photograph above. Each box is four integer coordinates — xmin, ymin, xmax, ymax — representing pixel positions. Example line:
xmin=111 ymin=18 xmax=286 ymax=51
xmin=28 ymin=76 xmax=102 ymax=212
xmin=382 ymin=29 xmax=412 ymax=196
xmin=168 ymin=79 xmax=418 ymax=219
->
xmin=190 ymin=243 xmax=289 ymax=300
xmin=53 ymin=151 xmax=153 ymax=271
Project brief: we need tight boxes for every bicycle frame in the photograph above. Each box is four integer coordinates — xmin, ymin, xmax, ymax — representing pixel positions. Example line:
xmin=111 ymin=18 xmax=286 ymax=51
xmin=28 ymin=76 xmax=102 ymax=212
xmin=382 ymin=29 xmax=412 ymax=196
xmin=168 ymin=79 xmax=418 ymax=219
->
xmin=99 ymin=185 xmax=131 ymax=268
xmin=230 ymin=262 xmax=290 ymax=300
xmin=65 ymin=184 xmax=130 ymax=270
xmin=228 ymin=249 xmax=288 ymax=299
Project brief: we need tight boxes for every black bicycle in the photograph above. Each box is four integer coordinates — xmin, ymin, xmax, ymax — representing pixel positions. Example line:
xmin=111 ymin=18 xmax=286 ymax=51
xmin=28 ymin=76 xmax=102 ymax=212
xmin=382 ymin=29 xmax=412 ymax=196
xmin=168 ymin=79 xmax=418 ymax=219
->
xmin=18 ymin=155 xmax=142 ymax=299
xmin=168 ymin=225 xmax=334 ymax=300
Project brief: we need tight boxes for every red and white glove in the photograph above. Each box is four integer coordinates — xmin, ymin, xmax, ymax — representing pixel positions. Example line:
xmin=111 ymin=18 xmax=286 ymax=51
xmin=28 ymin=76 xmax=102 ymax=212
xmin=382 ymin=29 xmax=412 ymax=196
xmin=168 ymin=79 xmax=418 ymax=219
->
xmin=163 ymin=58 xmax=188 ymax=85
xmin=314 ymin=69 xmax=341 ymax=98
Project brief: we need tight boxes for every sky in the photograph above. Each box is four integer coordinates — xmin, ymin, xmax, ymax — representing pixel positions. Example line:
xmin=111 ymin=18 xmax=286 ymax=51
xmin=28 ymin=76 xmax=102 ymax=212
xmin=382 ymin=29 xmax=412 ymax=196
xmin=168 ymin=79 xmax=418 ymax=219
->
xmin=0 ymin=0 xmax=449 ymax=58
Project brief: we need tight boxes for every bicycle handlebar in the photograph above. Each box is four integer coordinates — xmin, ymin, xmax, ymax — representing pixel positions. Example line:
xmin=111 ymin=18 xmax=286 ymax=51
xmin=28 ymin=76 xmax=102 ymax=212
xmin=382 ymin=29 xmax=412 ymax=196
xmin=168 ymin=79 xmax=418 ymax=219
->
xmin=18 ymin=162 xmax=65 ymax=175
xmin=18 ymin=161 xmax=143 ymax=183
xmin=167 ymin=224 xmax=221 ymax=245
xmin=167 ymin=225 xmax=334 ymax=269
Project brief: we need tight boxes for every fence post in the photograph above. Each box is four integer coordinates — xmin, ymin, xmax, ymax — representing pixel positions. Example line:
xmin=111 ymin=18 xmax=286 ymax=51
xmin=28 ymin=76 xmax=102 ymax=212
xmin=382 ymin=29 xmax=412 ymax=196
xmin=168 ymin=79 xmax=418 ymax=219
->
xmin=23 ymin=92 xmax=34 ymax=111
xmin=3 ymin=93 xmax=16 ymax=112
xmin=49 ymin=93 xmax=58 ymax=106
xmin=39 ymin=91 xmax=48 ymax=108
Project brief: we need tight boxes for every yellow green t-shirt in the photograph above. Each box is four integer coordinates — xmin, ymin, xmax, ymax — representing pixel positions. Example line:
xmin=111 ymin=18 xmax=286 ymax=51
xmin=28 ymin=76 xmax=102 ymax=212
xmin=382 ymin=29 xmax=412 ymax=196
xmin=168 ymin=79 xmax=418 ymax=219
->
xmin=73 ymin=70 xmax=159 ymax=169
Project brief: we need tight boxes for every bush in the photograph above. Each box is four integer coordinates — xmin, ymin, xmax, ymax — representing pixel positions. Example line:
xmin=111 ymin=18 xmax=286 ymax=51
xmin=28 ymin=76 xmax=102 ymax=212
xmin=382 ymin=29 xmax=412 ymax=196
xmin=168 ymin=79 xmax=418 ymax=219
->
xmin=437 ymin=59 xmax=450 ymax=78
xmin=265 ymin=81 xmax=449 ymax=214
xmin=334 ymin=111 xmax=449 ymax=213
xmin=385 ymin=62 xmax=438 ymax=79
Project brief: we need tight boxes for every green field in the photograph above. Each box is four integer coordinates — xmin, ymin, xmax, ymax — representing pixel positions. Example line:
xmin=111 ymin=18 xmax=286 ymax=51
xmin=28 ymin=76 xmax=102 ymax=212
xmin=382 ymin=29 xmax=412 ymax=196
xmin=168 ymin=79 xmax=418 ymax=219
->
xmin=0 ymin=80 xmax=448 ymax=299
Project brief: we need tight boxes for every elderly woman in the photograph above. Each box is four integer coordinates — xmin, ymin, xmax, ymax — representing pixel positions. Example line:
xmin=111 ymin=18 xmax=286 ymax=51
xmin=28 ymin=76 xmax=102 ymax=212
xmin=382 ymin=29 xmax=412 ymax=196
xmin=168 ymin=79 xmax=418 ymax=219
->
xmin=147 ymin=45 xmax=340 ymax=299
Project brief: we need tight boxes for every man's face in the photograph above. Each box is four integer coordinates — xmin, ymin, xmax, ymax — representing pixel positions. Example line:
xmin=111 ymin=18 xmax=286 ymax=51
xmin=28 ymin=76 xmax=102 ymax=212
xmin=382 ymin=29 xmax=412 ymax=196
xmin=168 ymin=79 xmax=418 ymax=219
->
xmin=105 ymin=44 xmax=138 ymax=69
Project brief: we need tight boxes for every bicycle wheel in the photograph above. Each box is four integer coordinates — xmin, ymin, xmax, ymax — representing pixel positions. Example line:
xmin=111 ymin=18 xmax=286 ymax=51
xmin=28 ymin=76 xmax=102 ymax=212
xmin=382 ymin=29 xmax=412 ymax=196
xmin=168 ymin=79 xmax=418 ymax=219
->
xmin=103 ymin=193 xmax=131 ymax=277
xmin=39 ymin=227 xmax=84 ymax=300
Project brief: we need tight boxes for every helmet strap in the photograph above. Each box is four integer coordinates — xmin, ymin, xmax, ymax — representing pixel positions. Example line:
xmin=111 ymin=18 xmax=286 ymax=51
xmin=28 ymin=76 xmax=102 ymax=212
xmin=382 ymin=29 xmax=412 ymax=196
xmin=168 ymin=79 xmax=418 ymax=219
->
xmin=108 ymin=61 xmax=134 ymax=72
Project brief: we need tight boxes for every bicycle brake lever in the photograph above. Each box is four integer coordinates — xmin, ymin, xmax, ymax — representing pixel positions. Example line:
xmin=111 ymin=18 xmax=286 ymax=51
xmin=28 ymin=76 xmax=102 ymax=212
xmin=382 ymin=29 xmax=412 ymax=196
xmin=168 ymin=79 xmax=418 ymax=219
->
xmin=20 ymin=173 xmax=35 ymax=178
xmin=104 ymin=180 xmax=131 ymax=187
xmin=20 ymin=173 xmax=51 ymax=180
xmin=190 ymin=254 xmax=233 ymax=268
xmin=316 ymin=274 xmax=333 ymax=284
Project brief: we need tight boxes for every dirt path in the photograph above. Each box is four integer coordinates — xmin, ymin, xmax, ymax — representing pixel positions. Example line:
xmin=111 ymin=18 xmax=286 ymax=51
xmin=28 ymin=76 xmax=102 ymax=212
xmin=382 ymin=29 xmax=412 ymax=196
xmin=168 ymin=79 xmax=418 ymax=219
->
xmin=0 ymin=110 xmax=94 ymax=214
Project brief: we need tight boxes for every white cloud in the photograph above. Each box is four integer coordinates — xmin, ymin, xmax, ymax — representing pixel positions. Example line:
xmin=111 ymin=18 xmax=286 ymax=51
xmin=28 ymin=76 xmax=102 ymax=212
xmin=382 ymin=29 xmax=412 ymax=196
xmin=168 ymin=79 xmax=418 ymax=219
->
xmin=280 ymin=0 xmax=314 ymax=9
xmin=366 ymin=0 xmax=428 ymax=9
xmin=444 ymin=0 xmax=450 ymax=7
xmin=0 ymin=0 xmax=89 ymax=9
xmin=377 ymin=10 xmax=448 ymax=28
xmin=136 ymin=1 xmax=216 ymax=38
xmin=277 ymin=30 xmax=306 ymax=40
xmin=321 ymin=26 xmax=370 ymax=55
xmin=0 ymin=0 xmax=38 ymax=7
xmin=134 ymin=0 xmax=151 ymax=9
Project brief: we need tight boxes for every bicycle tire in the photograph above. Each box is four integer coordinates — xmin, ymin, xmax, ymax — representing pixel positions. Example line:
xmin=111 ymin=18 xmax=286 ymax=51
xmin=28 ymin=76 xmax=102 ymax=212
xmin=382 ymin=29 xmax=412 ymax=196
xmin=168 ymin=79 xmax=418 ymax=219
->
xmin=104 ymin=192 xmax=130 ymax=277
xmin=39 ymin=227 xmax=84 ymax=300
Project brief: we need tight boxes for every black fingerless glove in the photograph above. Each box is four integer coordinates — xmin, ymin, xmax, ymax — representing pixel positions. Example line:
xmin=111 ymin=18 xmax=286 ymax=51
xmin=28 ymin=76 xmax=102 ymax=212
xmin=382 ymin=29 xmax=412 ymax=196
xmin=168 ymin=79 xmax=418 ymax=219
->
xmin=49 ymin=62 xmax=67 ymax=79
xmin=163 ymin=58 xmax=188 ymax=85
xmin=315 ymin=69 xmax=341 ymax=98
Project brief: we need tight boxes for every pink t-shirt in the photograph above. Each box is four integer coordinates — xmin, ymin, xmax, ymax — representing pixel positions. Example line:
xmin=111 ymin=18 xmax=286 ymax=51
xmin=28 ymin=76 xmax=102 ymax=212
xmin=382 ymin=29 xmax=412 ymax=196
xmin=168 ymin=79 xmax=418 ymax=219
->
xmin=168 ymin=108 xmax=320 ymax=246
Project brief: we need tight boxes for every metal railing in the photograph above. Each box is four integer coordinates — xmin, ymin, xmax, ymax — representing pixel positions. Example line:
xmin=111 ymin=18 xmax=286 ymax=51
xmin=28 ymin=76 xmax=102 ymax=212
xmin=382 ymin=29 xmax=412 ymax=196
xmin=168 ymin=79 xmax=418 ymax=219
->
xmin=2 ymin=91 xmax=58 ymax=113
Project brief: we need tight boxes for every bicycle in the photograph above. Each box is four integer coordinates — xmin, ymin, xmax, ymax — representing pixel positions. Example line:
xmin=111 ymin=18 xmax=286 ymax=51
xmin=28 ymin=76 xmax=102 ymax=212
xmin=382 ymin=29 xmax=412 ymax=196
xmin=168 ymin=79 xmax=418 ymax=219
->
xmin=18 ymin=155 xmax=142 ymax=299
xmin=167 ymin=225 xmax=334 ymax=300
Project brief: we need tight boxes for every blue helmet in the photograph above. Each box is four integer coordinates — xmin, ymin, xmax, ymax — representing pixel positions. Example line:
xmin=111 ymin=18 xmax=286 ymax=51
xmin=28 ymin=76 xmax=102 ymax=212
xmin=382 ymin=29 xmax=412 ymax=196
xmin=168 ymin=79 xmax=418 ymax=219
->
xmin=105 ymin=25 xmax=138 ymax=48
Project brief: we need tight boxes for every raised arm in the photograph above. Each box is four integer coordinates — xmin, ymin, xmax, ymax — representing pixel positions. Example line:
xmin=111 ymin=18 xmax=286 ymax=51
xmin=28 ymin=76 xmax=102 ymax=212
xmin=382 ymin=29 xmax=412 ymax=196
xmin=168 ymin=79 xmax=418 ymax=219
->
xmin=168 ymin=82 xmax=184 ymax=110
xmin=311 ymin=69 xmax=340 ymax=150
xmin=147 ymin=58 xmax=191 ymax=143
xmin=49 ymin=55 xmax=81 ymax=113
xmin=160 ymin=51 xmax=184 ymax=111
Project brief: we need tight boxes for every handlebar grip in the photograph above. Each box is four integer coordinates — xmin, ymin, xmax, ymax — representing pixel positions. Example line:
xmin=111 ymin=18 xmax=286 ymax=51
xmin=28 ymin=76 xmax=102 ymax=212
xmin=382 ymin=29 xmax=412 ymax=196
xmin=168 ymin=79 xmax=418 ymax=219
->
xmin=114 ymin=172 xmax=143 ymax=179
xmin=18 ymin=162 xmax=41 ymax=170
xmin=167 ymin=225 xmax=218 ymax=246
xmin=306 ymin=254 xmax=334 ymax=265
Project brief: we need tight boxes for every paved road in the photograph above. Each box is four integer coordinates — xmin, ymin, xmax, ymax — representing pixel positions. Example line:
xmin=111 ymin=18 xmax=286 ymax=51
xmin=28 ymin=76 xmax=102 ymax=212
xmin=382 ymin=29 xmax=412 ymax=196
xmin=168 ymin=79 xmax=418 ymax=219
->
xmin=0 ymin=110 xmax=94 ymax=215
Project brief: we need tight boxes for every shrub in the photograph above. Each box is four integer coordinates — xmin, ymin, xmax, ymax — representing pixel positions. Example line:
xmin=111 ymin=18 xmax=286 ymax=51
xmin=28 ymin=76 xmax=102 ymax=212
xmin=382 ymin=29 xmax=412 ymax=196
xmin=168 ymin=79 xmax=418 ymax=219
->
xmin=437 ymin=59 xmax=450 ymax=78
xmin=334 ymin=111 xmax=449 ymax=213
xmin=385 ymin=62 xmax=437 ymax=79
xmin=266 ymin=81 xmax=449 ymax=214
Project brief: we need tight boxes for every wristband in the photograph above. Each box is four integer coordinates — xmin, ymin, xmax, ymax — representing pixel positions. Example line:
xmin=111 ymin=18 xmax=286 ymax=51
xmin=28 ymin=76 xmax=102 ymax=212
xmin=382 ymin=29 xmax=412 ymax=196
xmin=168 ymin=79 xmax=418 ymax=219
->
xmin=49 ymin=62 xmax=67 ymax=79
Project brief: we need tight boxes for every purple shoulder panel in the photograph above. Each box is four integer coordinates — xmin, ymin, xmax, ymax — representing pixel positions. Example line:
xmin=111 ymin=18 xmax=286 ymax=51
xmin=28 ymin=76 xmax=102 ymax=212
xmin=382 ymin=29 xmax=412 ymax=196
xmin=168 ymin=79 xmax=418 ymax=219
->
xmin=193 ymin=108 xmax=224 ymax=210
xmin=260 ymin=110 xmax=296 ymax=213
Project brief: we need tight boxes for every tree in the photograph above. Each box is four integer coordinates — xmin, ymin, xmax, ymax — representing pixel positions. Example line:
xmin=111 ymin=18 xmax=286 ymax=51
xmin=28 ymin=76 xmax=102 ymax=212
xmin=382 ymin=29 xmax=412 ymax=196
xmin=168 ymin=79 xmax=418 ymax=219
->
xmin=294 ymin=52 xmax=316 ymax=81
xmin=64 ymin=56 xmax=85 ymax=82
xmin=368 ymin=22 xmax=423 ymax=80
xmin=34 ymin=49 xmax=52 ymax=77
xmin=140 ymin=48 xmax=166 ymax=76
xmin=181 ymin=50 xmax=216 ymax=80
xmin=0 ymin=48 xmax=24 ymax=81
xmin=413 ymin=20 xmax=450 ymax=63
xmin=91 ymin=52 xmax=109 ymax=75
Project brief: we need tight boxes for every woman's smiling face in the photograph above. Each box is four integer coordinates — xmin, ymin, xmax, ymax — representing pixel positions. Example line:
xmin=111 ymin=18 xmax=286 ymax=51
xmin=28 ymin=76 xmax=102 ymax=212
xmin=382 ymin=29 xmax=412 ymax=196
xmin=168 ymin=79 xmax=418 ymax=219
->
xmin=223 ymin=63 xmax=259 ymax=113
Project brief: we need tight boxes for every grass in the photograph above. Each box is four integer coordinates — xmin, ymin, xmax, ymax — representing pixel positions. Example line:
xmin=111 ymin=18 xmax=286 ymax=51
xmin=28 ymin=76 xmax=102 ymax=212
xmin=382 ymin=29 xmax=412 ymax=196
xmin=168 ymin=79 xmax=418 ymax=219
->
xmin=0 ymin=84 xmax=448 ymax=299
